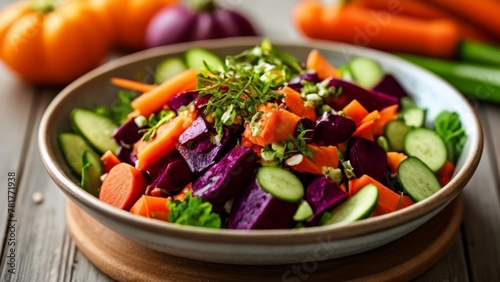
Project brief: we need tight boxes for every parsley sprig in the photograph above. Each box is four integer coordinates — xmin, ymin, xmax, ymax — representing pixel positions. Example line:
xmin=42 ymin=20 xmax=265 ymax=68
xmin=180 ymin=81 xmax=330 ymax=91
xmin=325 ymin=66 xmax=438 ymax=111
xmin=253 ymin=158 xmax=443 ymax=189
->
xmin=95 ymin=90 xmax=139 ymax=125
xmin=167 ymin=192 xmax=221 ymax=228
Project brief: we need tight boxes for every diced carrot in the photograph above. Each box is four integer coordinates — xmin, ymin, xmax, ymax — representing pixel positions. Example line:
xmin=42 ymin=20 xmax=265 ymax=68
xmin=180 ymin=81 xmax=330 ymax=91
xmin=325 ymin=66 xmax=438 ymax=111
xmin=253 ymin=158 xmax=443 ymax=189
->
xmin=131 ymin=69 xmax=198 ymax=117
xmin=111 ymin=78 xmax=157 ymax=93
xmin=387 ymin=152 xmax=408 ymax=174
xmin=349 ymin=174 xmax=414 ymax=215
xmin=342 ymin=100 xmax=369 ymax=126
xmin=306 ymin=49 xmax=340 ymax=80
xmin=130 ymin=195 xmax=170 ymax=221
xmin=243 ymin=109 xmax=301 ymax=147
xmin=361 ymin=110 xmax=380 ymax=124
xmin=372 ymin=104 xmax=399 ymax=136
xmin=282 ymin=86 xmax=317 ymax=121
xmin=99 ymin=163 xmax=148 ymax=211
xmin=173 ymin=183 xmax=193 ymax=201
xmin=437 ymin=160 xmax=455 ymax=186
xmin=135 ymin=113 xmax=196 ymax=170
xmin=100 ymin=150 xmax=121 ymax=173
xmin=352 ymin=120 xmax=374 ymax=141
xmin=291 ymin=145 xmax=339 ymax=175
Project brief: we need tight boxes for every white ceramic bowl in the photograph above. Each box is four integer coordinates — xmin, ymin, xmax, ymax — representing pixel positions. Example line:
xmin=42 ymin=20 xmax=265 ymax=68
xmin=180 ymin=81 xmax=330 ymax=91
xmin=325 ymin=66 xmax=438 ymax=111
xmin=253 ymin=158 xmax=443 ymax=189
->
xmin=39 ymin=38 xmax=482 ymax=265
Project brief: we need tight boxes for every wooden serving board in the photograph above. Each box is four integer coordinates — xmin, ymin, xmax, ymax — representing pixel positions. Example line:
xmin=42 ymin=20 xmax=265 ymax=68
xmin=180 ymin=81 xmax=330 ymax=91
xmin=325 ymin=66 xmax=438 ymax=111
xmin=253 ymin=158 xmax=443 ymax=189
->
xmin=66 ymin=195 xmax=463 ymax=282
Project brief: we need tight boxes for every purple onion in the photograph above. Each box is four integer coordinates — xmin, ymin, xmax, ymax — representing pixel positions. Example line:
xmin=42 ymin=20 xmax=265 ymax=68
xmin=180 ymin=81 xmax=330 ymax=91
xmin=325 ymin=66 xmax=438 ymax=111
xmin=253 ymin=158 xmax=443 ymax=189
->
xmin=145 ymin=5 xmax=197 ymax=48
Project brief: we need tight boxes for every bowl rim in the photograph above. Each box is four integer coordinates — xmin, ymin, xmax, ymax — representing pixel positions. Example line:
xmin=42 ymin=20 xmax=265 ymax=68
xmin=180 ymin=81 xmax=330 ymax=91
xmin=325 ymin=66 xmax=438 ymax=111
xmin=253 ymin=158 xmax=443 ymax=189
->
xmin=39 ymin=37 xmax=483 ymax=245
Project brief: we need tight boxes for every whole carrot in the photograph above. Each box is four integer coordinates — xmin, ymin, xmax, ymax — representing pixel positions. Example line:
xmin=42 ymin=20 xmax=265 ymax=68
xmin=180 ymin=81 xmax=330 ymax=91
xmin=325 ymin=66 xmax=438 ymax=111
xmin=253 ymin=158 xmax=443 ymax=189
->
xmin=293 ymin=1 xmax=460 ymax=58
xmin=352 ymin=0 xmax=497 ymax=43
xmin=422 ymin=0 xmax=500 ymax=40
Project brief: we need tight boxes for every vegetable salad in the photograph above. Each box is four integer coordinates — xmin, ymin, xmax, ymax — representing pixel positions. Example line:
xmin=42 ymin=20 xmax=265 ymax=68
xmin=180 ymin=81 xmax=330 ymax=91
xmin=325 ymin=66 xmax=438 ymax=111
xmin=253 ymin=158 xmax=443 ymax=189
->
xmin=59 ymin=40 xmax=466 ymax=230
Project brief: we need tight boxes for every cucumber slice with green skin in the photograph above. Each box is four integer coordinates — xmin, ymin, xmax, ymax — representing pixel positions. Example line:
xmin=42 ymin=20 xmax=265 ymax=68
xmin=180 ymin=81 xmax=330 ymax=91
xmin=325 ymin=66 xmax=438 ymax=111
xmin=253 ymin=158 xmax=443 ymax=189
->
xmin=404 ymin=128 xmax=447 ymax=172
xmin=58 ymin=133 xmax=102 ymax=197
xmin=155 ymin=57 xmax=187 ymax=84
xmin=348 ymin=57 xmax=385 ymax=89
xmin=397 ymin=156 xmax=442 ymax=202
xmin=71 ymin=109 xmax=119 ymax=154
xmin=185 ymin=48 xmax=224 ymax=72
xmin=322 ymin=183 xmax=379 ymax=226
xmin=403 ymin=107 xmax=426 ymax=127
xmin=293 ymin=200 xmax=314 ymax=221
xmin=384 ymin=120 xmax=410 ymax=152
xmin=256 ymin=166 xmax=304 ymax=203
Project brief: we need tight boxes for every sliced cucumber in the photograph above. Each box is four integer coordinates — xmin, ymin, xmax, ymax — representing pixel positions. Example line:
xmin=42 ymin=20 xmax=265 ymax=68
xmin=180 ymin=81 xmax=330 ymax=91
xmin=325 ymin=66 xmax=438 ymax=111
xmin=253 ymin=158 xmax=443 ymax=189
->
xmin=71 ymin=108 xmax=119 ymax=154
xmin=58 ymin=133 xmax=102 ymax=197
xmin=185 ymin=48 xmax=224 ymax=72
xmin=404 ymin=128 xmax=447 ymax=172
xmin=338 ymin=65 xmax=354 ymax=82
xmin=256 ymin=166 xmax=304 ymax=203
xmin=293 ymin=200 xmax=313 ymax=221
xmin=322 ymin=183 xmax=378 ymax=226
xmin=348 ymin=57 xmax=385 ymax=89
xmin=397 ymin=157 xmax=442 ymax=202
xmin=403 ymin=107 xmax=426 ymax=127
xmin=384 ymin=120 xmax=410 ymax=152
xmin=155 ymin=57 xmax=187 ymax=84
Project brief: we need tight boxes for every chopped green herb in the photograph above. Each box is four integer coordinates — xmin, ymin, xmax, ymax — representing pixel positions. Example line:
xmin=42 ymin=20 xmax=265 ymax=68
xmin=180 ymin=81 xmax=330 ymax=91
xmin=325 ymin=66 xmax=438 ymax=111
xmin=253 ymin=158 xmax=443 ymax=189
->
xmin=167 ymin=192 xmax=221 ymax=228
xmin=434 ymin=111 xmax=467 ymax=163
xmin=141 ymin=110 xmax=176 ymax=141
xmin=95 ymin=90 xmax=139 ymax=125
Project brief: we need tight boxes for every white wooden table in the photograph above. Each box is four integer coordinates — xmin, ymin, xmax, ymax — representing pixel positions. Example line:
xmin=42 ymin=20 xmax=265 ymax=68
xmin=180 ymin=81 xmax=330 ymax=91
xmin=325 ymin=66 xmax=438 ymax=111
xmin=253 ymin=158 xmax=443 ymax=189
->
xmin=1 ymin=0 xmax=499 ymax=281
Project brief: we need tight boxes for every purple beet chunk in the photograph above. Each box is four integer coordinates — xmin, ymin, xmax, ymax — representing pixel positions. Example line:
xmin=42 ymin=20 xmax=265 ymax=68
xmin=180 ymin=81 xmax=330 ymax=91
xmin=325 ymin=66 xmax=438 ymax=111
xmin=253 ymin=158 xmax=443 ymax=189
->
xmin=177 ymin=128 xmax=231 ymax=174
xmin=288 ymin=71 xmax=320 ymax=92
xmin=349 ymin=137 xmax=390 ymax=184
xmin=297 ymin=118 xmax=316 ymax=143
xmin=193 ymin=146 xmax=257 ymax=208
xmin=113 ymin=119 xmax=143 ymax=146
xmin=143 ymin=150 xmax=183 ymax=182
xmin=304 ymin=177 xmax=348 ymax=226
xmin=150 ymin=159 xmax=192 ymax=193
xmin=371 ymin=74 xmax=409 ymax=99
xmin=178 ymin=116 xmax=210 ymax=145
xmin=167 ymin=91 xmax=199 ymax=112
xmin=228 ymin=180 xmax=299 ymax=230
xmin=328 ymin=78 xmax=398 ymax=112
xmin=116 ymin=146 xmax=137 ymax=166
xmin=313 ymin=113 xmax=356 ymax=146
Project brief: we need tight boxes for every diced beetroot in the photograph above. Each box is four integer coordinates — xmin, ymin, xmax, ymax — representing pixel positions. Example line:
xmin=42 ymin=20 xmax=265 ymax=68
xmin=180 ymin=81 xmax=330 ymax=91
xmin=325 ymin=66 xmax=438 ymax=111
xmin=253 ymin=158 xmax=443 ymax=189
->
xmin=150 ymin=159 xmax=192 ymax=194
xmin=167 ymin=91 xmax=198 ymax=111
xmin=178 ymin=116 xmax=211 ymax=145
xmin=177 ymin=128 xmax=232 ymax=174
xmin=304 ymin=177 xmax=348 ymax=226
xmin=349 ymin=137 xmax=390 ymax=185
xmin=116 ymin=146 xmax=138 ymax=166
xmin=192 ymin=146 xmax=256 ymax=208
xmin=287 ymin=71 xmax=320 ymax=92
xmin=371 ymin=74 xmax=409 ymax=99
xmin=313 ymin=113 xmax=356 ymax=146
xmin=113 ymin=119 xmax=143 ymax=146
xmin=228 ymin=180 xmax=299 ymax=230
xmin=327 ymin=78 xmax=398 ymax=112
xmin=143 ymin=150 xmax=183 ymax=181
xmin=297 ymin=118 xmax=316 ymax=143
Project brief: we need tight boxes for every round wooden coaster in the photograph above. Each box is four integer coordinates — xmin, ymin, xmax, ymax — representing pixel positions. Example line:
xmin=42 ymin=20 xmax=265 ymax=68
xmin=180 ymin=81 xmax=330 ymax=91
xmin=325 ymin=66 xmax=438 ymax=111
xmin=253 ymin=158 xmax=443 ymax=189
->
xmin=67 ymin=195 xmax=463 ymax=282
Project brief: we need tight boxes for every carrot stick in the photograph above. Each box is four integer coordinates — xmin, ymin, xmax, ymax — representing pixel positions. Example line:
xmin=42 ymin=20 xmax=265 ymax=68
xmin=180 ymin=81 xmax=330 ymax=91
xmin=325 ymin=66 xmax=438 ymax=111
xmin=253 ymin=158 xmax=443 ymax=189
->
xmin=135 ymin=113 xmax=196 ymax=170
xmin=422 ymin=0 xmax=500 ymax=40
xmin=111 ymin=78 xmax=158 ymax=93
xmin=436 ymin=160 xmax=455 ymax=186
xmin=99 ymin=163 xmax=147 ymax=211
xmin=293 ymin=2 xmax=461 ymax=58
xmin=306 ymin=49 xmax=340 ymax=80
xmin=349 ymin=174 xmax=414 ymax=215
xmin=243 ymin=108 xmax=301 ymax=147
xmin=352 ymin=120 xmax=374 ymax=141
xmin=291 ymin=145 xmax=339 ymax=175
xmin=100 ymin=150 xmax=121 ymax=173
xmin=130 ymin=195 xmax=170 ymax=221
xmin=131 ymin=69 xmax=198 ymax=117
xmin=282 ymin=86 xmax=317 ymax=121
xmin=372 ymin=104 xmax=398 ymax=136
xmin=353 ymin=0 xmax=497 ymax=43
xmin=342 ymin=99 xmax=368 ymax=126
xmin=387 ymin=152 xmax=407 ymax=174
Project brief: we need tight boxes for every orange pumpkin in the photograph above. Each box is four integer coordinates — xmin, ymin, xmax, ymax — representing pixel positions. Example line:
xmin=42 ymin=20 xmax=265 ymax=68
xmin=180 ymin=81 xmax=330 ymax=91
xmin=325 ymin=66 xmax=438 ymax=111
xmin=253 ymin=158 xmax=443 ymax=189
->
xmin=0 ymin=0 xmax=112 ymax=85
xmin=91 ymin=0 xmax=177 ymax=51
